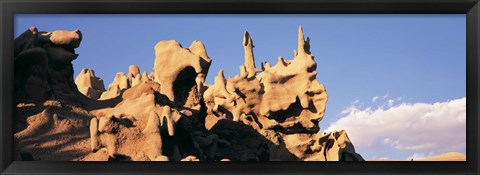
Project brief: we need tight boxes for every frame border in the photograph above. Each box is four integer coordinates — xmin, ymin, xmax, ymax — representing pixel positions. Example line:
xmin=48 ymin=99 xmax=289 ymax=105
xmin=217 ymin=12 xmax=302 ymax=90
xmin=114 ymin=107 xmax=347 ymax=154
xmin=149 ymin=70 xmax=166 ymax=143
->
xmin=1 ymin=0 xmax=479 ymax=175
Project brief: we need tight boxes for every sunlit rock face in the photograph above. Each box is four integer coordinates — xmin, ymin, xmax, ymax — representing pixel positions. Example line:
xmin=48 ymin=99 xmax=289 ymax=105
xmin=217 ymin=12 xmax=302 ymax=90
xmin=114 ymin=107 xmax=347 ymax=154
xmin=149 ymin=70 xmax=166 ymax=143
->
xmin=98 ymin=65 xmax=152 ymax=100
xmin=153 ymin=40 xmax=212 ymax=108
xmin=203 ymin=26 xmax=363 ymax=161
xmin=75 ymin=68 xmax=106 ymax=100
xmin=14 ymin=26 xmax=363 ymax=161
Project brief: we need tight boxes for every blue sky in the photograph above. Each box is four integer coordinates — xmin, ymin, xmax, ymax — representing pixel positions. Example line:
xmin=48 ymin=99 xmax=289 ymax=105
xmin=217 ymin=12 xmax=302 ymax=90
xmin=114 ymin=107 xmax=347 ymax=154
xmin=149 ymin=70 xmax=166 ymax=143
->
xmin=15 ymin=14 xmax=466 ymax=160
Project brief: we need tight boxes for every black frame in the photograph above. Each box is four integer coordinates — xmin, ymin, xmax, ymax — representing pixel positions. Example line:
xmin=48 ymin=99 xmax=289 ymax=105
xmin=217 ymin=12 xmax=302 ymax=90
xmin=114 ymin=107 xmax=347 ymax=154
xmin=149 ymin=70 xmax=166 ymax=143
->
xmin=1 ymin=0 xmax=479 ymax=175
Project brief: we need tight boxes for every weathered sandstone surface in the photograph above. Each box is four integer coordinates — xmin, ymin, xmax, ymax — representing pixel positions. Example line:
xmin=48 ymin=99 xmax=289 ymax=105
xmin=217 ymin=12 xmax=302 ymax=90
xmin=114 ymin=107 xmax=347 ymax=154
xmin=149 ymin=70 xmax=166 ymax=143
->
xmin=14 ymin=26 xmax=363 ymax=161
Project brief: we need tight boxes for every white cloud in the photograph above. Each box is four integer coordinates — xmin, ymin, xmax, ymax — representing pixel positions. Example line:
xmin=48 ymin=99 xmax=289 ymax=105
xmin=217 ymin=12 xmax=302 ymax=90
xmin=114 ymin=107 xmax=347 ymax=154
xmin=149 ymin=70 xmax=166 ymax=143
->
xmin=387 ymin=99 xmax=395 ymax=107
xmin=370 ymin=157 xmax=391 ymax=161
xmin=352 ymin=99 xmax=360 ymax=105
xmin=406 ymin=152 xmax=435 ymax=160
xmin=326 ymin=97 xmax=466 ymax=156
xmin=372 ymin=96 xmax=379 ymax=102
xmin=380 ymin=138 xmax=399 ymax=147
xmin=382 ymin=92 xmax=390 ymax=99
xmin=406 ymin=153 xmax=426 ymax=160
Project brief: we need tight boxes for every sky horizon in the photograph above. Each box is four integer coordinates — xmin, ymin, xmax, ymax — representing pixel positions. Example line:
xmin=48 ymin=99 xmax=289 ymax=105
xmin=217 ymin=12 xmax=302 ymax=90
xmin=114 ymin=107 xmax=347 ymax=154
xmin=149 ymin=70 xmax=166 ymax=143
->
xmin=15 ymin=14 xmax=466 ymax=160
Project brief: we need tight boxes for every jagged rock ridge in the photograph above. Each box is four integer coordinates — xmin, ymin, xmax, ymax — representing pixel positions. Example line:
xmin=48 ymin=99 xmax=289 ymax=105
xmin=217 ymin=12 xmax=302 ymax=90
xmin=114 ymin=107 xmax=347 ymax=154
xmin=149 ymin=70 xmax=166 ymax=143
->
xmin=13 ymin=26 xmax=363 ymax=161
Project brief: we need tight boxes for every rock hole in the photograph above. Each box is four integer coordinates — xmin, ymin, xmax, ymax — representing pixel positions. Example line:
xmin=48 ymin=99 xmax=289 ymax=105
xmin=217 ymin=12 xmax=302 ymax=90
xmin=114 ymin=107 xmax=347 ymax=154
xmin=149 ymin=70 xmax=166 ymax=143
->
xmin=173 ymin=66 xmax=196 ymax=106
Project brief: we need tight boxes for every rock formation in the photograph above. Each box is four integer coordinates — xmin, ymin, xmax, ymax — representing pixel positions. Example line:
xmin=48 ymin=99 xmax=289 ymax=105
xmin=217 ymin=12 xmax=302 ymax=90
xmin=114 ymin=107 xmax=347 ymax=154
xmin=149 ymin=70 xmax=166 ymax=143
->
xmin=14 ymin=27 xmax=86 ymax=104
xmin=98 ymin=65 xmax=151 ymax=100
xmin=14 ymin=28 xmax=95 ymax=161
xmin=75 ymin=68 xmax=106 ymax=99
xmin=242 ymin=31 xmax=262 ymax=78
xmin=14 ymin=26 xmax=363 ymax=161
xmin=153 ymin=40 xmax=212 ymax=107
xmin=202 ymin=26 xmax=361 ymax=161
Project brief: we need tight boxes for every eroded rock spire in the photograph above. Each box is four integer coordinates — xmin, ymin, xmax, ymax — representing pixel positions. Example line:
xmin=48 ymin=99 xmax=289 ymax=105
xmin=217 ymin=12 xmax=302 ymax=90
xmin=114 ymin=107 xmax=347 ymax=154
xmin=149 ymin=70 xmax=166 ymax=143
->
xmin=243 ymin=31 xmax=261 ymax=78
xmin=296 ymin=26 xmax=311 ymax=56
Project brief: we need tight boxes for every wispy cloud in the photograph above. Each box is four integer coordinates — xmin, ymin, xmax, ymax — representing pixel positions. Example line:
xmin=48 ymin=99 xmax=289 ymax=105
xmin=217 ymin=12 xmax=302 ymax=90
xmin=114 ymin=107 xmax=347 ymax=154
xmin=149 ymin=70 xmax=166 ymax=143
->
xmin=406 ymin=152 xmax=436 ymax=160
xmin=387 ymin=99 xmax=395 ymax=107
xmin=370 ymin=157 xmax=391 ymax=161
xmin=406 ymin=153 xmax=426 ymax=160
xmin=352 ymin=99 xmax=360 ymax=105
xmin=326 ymin=97 xmax=466 ymax=157
xmin=372 ymin=96 xmax=379 ymax=102
xmin=382 ymin=92 xmax=390 ymax=99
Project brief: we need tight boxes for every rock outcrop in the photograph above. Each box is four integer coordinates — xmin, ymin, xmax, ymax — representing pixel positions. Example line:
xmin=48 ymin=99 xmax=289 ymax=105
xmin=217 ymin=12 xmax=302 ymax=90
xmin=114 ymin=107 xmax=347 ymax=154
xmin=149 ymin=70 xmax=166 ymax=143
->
xmin=153 ymin=40 xmax=212 ymax=107
xmin=14 ymin=28 xmax=95 ymax=161
xmin=75 ymin=68 xmax=106 ymax=99
xmin=203 ymin=26 xmax=362 ymax=161
xmin=14 ymin=27 xmax=86 ymax=104
xmin=98 ymin=65 xmax=151 ymax=100
xmin=14 ymin=26 xmax=363 ymax=161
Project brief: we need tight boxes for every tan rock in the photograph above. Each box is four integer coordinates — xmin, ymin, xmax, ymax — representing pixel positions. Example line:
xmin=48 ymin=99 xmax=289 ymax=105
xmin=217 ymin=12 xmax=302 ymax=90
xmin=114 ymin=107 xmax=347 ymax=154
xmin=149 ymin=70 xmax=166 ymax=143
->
xmin=75 ymin=68 xmax=106 ymax=99
xmin=14 ymin=26 xmax=364 ymax=162
xmin=99 ymin=72 xmax=127 ymax=100
xmin=243 ymin=31 xmax=261 ymax=78
xmin=99 ymin=65 xmax=154 ymax=100
xmin=205 ymin=26 xmax=326 ymax=133
xmin=181 ymin=155 xmax=200 ymax=161
xmin=153 ymin=40 xmax=211 ymax=104
xmin=99 ymin=84 xmax=121 ymax=100
xmin=416 ymin=152 xmax=466 ymax=161
xmin=38 ymin=29 xmax=82 ymax=49
xmin=204 ymin=26 xmax=362 ymax=161
xmin=88 ymin=81 xmax=205 ymax=161
xmin=127 ymin=65 xmax=141 ymax=87
xmin=89 ymin=117 xmax=100 ymax=152
xmin=143 ymin=111 xmax=164 ymax=161
xmin=141 ymin=72 xmax=150 ymax=82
